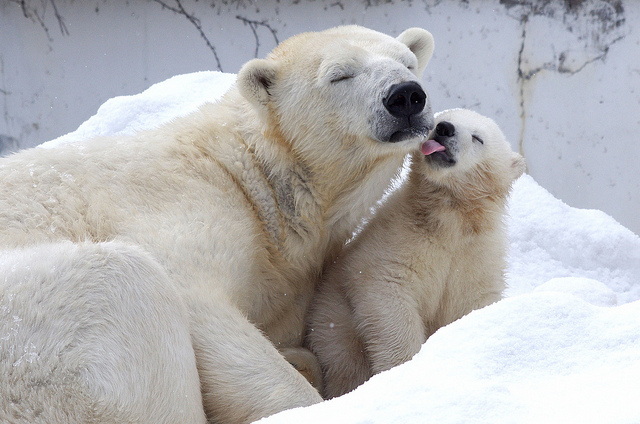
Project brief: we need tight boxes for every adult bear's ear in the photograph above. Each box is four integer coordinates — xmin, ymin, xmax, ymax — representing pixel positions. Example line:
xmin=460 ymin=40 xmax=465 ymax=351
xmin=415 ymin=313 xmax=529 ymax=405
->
xmin=237 ymin=58 xmax=279 ymax=108
xmin=397 ymin=28 xmax=434 ymax=77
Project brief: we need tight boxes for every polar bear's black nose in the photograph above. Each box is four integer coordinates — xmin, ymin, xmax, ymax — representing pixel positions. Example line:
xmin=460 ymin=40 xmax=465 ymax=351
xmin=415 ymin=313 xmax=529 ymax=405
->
xmin=435 ymin=121 xmax=456 ymax=137
xmin=384 ymin=82 xmax=426 ymax=118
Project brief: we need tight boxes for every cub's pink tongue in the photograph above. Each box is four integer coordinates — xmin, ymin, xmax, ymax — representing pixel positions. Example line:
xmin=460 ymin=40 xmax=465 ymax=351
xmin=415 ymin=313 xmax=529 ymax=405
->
xmin=421 ymin=139 xmax=446 ymax=156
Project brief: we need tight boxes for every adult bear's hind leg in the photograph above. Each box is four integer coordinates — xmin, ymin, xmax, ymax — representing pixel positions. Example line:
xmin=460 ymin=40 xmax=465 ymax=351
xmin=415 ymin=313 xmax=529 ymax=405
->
xmin=0 ymin=241 xmax=207 ymax=424
xmin=188 ymin=295 xmax=322 ymax=424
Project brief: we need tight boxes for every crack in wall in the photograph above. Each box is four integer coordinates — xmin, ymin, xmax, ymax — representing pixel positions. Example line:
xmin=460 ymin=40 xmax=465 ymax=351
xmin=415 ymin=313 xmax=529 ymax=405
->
xmin=236 ymin=16 xmax=279 ymax=59
xmin=509 ymin=0 xmax=627 ymax=157
xmin=0 ymin=55 xmax=10 ymax=132
xmin=8 ymin=0 xmax=69 ymax=47
xmin=153 ymin=0 xmax=224 ymax=71
xmin=516 ymin=15 xmax=528 ymax=157
xmin=0 ymin=54 xmax=19 ymax=156
xmin=153 ymin=1 xmax=281 ymax=71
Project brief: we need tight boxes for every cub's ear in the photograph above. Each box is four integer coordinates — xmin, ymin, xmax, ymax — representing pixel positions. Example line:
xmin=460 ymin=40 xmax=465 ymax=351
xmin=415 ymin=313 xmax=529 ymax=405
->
xmin=237 ymin=58 xmax=279 ymax=108
xmin=397 ymin=28 xmax=434 ymax=76
xmin=510 ymin=152 xmax=527 ymax=181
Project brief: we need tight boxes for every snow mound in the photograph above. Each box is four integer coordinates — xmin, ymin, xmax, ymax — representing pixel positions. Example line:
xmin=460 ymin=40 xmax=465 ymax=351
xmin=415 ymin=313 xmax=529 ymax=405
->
xmin=506 ymin=174 xmax=640 ymax=304
xmin=39 ymin=71 xmax=640 ymax=423
xmin=44 ymin=71 xmax=236 ymax=148
xmin=535 ymin=277 xmax=618 ymax=307
xmin=261 ymin=293 xmax=640 ymax=424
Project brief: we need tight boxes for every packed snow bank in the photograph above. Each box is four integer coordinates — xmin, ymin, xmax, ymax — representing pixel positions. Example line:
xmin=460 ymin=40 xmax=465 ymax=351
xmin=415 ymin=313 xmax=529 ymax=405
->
xmin=43 ymin=71 xmax=640 ymax=424
xmin=506 ymin=175 xmax=640 ymax=304
xmin=44 ymin=71 xmax=236 ymax=148
xmin=261 ymin=292 xmax=640 ymax=424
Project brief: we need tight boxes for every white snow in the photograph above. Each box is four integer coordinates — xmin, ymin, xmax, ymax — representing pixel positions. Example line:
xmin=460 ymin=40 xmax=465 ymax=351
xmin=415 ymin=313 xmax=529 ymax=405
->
xmin=44 ymin=72 xmax=640 ymax=423
xmin=43 ymin=71 xmax=236 ymax=148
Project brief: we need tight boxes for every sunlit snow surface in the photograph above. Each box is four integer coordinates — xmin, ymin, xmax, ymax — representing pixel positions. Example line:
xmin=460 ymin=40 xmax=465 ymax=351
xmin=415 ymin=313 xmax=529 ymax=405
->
xmin=41 ymin=72 xmax=640 ymax=423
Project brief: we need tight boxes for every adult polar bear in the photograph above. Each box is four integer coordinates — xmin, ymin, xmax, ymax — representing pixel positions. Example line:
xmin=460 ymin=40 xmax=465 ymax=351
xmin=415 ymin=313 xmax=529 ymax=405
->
xmin=0 ymin=26 xmax=435 ymax=423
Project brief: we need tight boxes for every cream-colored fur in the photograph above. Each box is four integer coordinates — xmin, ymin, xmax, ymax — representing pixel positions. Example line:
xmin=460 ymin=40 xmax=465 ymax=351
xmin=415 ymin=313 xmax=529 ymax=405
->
xmin=305 ymin=109 xmax=526 ymax=399
xmin=1 ymin=242 xmax=206 ymax=423
xmin=0 ymin=26 xmax=434 ymax=423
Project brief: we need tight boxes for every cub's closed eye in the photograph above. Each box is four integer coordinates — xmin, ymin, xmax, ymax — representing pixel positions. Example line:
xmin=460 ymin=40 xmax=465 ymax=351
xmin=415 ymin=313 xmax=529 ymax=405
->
xmin=472 ymin=135 xmax=484 ymax=144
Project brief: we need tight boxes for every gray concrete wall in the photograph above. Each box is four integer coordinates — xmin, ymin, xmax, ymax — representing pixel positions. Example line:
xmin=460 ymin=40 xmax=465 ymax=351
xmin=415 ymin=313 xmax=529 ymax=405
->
xmin=1 ymin=0 xmax=638 ymax=235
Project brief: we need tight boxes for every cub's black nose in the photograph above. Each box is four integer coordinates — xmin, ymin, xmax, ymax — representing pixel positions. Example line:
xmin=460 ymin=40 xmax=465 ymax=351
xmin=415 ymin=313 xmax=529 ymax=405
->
xmin=384 ymin=82 xmax=426 ymax=118
xmin=435 ymin=121 xmax=456 ymax=137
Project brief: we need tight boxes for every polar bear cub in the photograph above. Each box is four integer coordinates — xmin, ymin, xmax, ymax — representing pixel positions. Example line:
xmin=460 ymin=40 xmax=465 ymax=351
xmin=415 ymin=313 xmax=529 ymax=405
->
xmin=306 ymin=109 xmax=526 ymax=398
